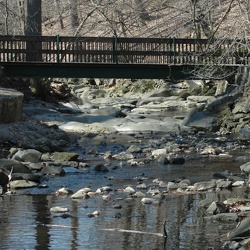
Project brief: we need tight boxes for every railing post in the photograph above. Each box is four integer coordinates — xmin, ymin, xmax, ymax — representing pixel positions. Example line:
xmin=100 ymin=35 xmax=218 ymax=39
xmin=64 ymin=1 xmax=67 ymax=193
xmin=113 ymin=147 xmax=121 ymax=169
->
xmin=113 ymin=35 xmax=118 ymax=64
xmin=56 ymin=35 xmax=60 ymax=63
xmin=173 ymin=37 xmax=176 ymax=64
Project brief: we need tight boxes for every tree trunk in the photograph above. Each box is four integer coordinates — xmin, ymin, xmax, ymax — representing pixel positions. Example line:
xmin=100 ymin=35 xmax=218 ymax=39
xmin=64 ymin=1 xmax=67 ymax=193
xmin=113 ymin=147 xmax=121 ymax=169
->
xmin=69 ymin=0 xmax=79 ymax=34
xmin=54 ymin=0 xmax=64 ymax=30
xmin=17 ymin=0 xmax=26 ymax=34
xmin=25 ymin=0 xmax=42 ymax=35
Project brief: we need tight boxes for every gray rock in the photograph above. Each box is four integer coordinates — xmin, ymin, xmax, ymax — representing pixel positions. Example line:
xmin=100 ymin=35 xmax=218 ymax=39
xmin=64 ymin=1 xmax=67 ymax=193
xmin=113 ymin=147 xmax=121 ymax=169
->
xmin=157 ymin=156 xmax=170 ymax=165
xmin=240 ymin=162 xmax=250 ymax=174
xmin=126 ymin=145 xmax=142 ymax=153
xmin=50 ymin=206 xmax=69 ymax=213
xmin=0 ymin=159 xmax=31 ymax=173
xmin=206 ymin=201 xmax=228 ymax=215
xmin=194 ymin=180 xmax=216 ymax=191
xmin=187 ymin=95 xmax=215 ymax=103
xmin=113 ymin=152 xmax=134 ymax=160
xmin=167 ymin=181 xmax=179 ymax=190
xmin=141 ymin=197 xmax=157 ymax=205
xmin=28 ymin=162 xmax=44 ymax=170
xmin=71 ymin=189 xmax=90 ymax=199
xmin=207 ymin=213 xmax=238 ymax=222
xmin=94 ymin=163 xmax=109 ymax=172
xmin=9 ymin=180 xmax=39 ymax=189
xmin=41 ymin=164 xmax=65 ymax=176
xmin=141 ymin=88 xmax=172 ymax=98
xmin=55 ymin=187 xmax=74 ymax=196
xmin=12 ymin=149 xmax=42 ymax=163
xmin=123 ymin=186 xmax=136 ymax=194
xmin=199 ymin=199 xmax=214 ymax=208
xmin=133 ymin=191 xmax=146 ymax=197
xmin=215 ymin=80 xmax=228 ymax=96
xmin=51 ymin=152 xmax=79 ymax=162
xmin=11 ymin=173 xmax=40 ymax=183
xmin=216 ymin=179 xmax=233 ymax=189
xmin=228 ymin=217 xmax=250 ymax=240
xmin=136 ymin=183 xmax=147 ymax=189
xmin=233 ymin=102 xmax=250 ymax=114
xmin=182 ymin=109 xmax=219 ymax=132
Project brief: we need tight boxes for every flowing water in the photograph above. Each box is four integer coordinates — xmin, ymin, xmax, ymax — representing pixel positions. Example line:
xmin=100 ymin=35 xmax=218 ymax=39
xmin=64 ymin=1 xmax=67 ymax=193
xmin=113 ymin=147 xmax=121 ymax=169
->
xmin=0 ymin=154 xmax=246 ymax=250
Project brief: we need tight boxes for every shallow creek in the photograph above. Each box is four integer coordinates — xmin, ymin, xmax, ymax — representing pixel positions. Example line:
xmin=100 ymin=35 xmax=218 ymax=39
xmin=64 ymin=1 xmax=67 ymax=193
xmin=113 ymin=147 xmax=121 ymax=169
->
xmin=0 ymin=147 xmax=247 ymax=250
xmin=1 ymin=96 xmax=249 ymax=249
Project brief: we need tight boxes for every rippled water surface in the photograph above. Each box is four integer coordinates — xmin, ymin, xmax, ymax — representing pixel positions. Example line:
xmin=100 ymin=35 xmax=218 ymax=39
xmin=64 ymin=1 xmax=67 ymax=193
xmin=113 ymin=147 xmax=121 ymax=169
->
xmin=0 ymin=153 xmax=245 ymax=250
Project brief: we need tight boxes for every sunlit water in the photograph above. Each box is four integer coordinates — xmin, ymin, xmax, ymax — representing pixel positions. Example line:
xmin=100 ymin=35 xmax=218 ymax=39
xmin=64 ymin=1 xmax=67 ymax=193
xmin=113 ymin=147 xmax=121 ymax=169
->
xmin=0 ymin=154 xmax=246 ymax=250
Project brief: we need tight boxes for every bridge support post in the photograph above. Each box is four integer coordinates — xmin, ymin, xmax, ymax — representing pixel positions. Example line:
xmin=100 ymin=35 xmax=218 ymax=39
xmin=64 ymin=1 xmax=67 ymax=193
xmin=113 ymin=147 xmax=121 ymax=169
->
xmin=113 ymin=35 xmax=118 ymax=64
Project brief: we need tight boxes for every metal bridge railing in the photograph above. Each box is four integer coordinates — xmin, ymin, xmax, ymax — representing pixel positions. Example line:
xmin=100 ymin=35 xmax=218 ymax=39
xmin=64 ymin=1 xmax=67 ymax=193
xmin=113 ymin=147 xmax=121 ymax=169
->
xmin=0 ymin=35 xmax=249 ymax=65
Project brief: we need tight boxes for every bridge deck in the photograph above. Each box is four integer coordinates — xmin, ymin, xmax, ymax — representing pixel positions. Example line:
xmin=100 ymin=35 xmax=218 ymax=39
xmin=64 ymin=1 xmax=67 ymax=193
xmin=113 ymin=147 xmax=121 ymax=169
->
xmin=0 ymin=36 xmax=247 ymax=79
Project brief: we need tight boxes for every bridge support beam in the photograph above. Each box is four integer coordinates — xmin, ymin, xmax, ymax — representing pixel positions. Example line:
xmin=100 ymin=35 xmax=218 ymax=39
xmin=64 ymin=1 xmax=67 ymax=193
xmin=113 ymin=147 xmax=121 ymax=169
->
xmin=2 ymin=63 xmax=196 ymax=80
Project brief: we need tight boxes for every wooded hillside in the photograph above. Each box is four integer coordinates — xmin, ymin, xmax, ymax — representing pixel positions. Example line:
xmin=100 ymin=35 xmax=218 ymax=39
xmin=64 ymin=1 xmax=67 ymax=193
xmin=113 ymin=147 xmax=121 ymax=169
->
xmin=0 ymin=0 xmax=249 ymax=40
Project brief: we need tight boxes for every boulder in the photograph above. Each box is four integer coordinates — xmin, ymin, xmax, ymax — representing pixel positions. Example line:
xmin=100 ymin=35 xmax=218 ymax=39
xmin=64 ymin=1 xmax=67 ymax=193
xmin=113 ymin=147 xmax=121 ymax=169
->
xmin=0 ymin=159 xmax=31 ymax=173
xmin=12 ymin=149 xmax=42 ymax=163
xmin=182 ymin=109 xmax=219 ymax=132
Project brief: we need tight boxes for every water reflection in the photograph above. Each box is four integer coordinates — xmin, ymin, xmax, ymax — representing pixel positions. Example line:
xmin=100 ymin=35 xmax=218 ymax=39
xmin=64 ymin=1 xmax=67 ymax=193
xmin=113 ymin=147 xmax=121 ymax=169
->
xmin=0 ymin=187 xmax=245 ymax=249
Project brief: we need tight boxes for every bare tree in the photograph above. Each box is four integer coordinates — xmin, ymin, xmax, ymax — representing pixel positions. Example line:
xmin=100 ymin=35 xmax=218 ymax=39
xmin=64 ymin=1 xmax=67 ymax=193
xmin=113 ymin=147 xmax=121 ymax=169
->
xmin=68 ymin=0 xmax=79 ymax=34
xmin=25 ymin=0 xmax=42 ymax=35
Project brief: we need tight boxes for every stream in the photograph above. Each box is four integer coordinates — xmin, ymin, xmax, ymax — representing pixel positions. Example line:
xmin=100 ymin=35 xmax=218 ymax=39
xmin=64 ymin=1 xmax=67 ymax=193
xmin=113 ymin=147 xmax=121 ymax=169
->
xmin=0 ymin=149 xmax=246 ymax=250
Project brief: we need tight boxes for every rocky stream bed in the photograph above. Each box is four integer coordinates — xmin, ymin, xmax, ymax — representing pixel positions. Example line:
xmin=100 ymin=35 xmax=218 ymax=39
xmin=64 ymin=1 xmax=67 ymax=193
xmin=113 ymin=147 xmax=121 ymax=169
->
xmin=1 ymin=77 xmax=250 ymax=249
